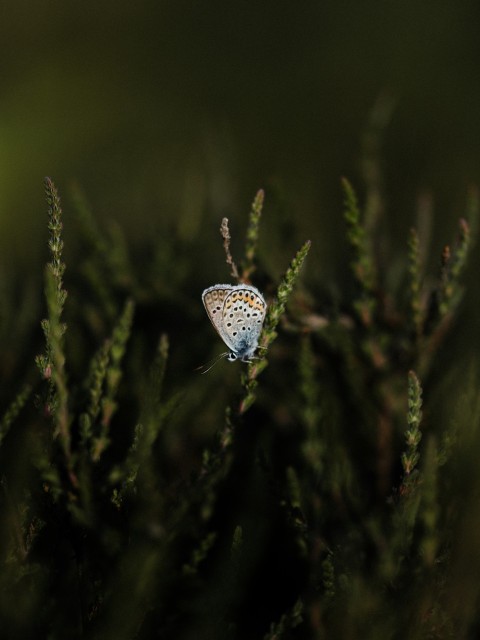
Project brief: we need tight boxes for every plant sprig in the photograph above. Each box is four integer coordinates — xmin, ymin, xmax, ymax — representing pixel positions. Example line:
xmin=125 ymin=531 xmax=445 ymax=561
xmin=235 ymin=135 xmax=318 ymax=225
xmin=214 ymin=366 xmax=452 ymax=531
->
xmin=220 ymin=189 xmax=265 ymax=283
xmin=92 ymin=298 xmax=135 ymax=460
xmin=220 ymin=217 xmax=240 ymax=280
xmin=239 ymin=239 xmax=311 ymax=414
xmin=0 ymin=384 xmax=32 ymax=448
xmin=438 ymin=217 xmax=472 ymax=318
xmin=401 ymin=370 xmax=423 ymax=481
xmin=242 ymin=188 xmax=264 ymax=281
xmin=342 ymin=177 xmax=377 ymax=326
xmin=36 ymin=177 xmax=74 ymax=483
xmin=407 ymin=227 xmax=423 ymax=338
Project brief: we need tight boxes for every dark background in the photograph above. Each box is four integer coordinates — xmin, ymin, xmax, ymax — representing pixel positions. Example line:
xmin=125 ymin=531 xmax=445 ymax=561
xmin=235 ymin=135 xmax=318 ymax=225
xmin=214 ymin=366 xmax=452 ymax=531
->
xmin=1 ymin=0 xmax=479 ymax=274
xmin=1 ymin=3 xmax=480 ymax=637
xmin=0 ymin=1 xmax=479 ymax=416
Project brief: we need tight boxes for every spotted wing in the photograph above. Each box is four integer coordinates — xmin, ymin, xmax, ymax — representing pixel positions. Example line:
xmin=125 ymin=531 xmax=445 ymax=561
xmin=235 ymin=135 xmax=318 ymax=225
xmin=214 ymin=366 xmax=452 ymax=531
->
xmin=221 ymin=286 xmax=267 ymax=354
xmin=202 ymin=285 xmax=235 ymax=342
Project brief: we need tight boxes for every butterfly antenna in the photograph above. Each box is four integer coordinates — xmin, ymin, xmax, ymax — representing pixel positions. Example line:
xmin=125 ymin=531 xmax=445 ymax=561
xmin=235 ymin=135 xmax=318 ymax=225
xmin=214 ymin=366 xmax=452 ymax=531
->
xmin=196 ymin=352 xmax=229 ymax=374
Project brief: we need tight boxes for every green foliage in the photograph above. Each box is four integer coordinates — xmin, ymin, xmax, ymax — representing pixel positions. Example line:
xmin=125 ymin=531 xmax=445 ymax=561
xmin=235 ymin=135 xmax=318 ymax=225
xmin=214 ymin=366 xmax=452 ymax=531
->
xmin=407 ymin=227 xmax=423 ymax=338
xmin=240 ymin=238 xmax=311 ymax=414
xmin=0 ymin=175 xmax=478 ymax=640
xmin=263 ymin=599 xmax=304 ymax=640
xmin=401 ymin=370 xmax=423 ymax=478
xmin=0 ymin=383 xmax=31 ymax=447
xmin=342 ymin=176 xmax=377 ymax=325
xmin=36 ymin=177 xmax=74 ymax=487
xmin=242 ymin=189 xmax=264 ymax=281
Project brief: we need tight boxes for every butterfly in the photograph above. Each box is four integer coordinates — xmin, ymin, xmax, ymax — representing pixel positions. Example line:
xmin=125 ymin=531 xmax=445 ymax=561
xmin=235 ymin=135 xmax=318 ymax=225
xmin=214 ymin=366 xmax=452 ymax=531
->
xmin=202 ymin=284 xmax=267 ymax=362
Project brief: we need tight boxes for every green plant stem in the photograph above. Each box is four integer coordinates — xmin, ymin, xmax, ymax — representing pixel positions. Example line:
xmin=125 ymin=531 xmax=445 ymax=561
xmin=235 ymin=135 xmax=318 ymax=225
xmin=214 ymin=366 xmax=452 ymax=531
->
xmin=38 ymin=178 xmax=76 ymax=486
xmin=342 ymin=178 xmax=377 ymax=326
xmin=239 ymin=239 xmax=311 ymax=414
xmin=242 ymin=189 xmax=264 ymax=281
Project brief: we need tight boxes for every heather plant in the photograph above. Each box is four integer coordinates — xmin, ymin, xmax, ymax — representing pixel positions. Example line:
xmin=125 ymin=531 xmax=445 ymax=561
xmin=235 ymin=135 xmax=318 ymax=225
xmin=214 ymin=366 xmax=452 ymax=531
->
xmin=0 ymin=169 xmax=478 ymax=640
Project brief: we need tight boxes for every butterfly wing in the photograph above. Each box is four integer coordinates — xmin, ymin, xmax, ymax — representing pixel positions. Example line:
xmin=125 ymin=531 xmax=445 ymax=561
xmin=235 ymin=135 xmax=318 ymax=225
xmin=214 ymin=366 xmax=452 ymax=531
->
xmin=221 ymin=286 xmax=267 ymax=357
xmin=202 ymin=285 xmax=235 ymax=345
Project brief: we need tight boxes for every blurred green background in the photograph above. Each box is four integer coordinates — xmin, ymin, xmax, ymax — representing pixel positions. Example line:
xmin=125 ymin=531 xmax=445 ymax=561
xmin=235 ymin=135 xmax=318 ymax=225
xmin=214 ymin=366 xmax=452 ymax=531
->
xmin=2 ymin=0 xmax=480 ymax=273
xmin=1 ymin=4 xmax=480 ymax=637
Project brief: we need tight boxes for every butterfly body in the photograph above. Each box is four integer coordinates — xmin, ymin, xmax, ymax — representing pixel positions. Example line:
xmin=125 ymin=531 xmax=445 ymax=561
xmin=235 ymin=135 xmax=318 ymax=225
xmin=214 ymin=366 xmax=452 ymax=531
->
xmin=202 ymin=284 xmax=267 ymax=362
